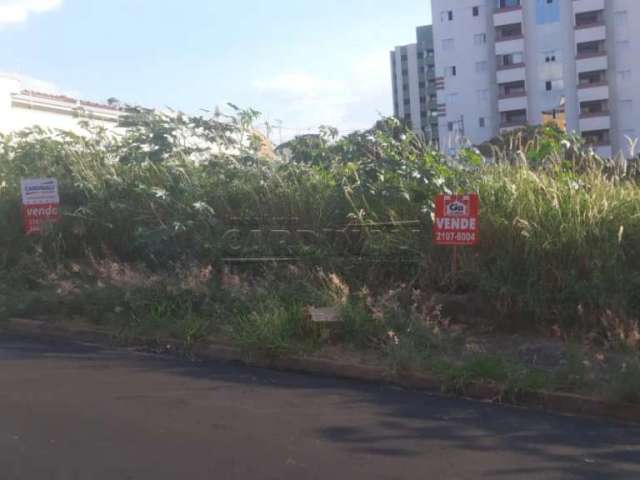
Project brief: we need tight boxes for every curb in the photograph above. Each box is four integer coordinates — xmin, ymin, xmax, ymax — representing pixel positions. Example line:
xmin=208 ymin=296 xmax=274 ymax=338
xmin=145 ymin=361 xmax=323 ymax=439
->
xmin=3 ymin=318 xmax=640 ymax=425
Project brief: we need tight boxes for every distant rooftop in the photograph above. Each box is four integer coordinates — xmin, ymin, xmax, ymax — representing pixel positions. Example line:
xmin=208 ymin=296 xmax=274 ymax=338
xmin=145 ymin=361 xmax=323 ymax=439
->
xmin=16 ymin=90 xmax=123 ymax=112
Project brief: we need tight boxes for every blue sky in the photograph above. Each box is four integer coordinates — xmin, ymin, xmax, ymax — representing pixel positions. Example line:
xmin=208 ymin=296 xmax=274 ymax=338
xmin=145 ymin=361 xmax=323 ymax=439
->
xmin=1 ymin=0 xmax=431 ymax=138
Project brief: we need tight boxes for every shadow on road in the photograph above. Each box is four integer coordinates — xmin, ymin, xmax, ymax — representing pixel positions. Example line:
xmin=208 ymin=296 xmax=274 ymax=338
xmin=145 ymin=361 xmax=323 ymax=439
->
xmin=4 ymin=334 xmax=639 ymax=479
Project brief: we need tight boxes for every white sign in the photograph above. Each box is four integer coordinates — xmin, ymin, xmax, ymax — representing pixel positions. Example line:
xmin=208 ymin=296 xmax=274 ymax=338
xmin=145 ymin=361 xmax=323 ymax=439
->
xmin=20 ymin=178 xmax=60 ymax=206
xmin=20 ymin=178 xmax=61 ymax=235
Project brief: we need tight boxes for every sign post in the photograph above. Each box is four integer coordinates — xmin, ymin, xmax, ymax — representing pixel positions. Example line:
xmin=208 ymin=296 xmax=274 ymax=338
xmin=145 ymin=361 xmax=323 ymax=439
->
xmin=433 ymin=194 xmax=479 ymax=275
xmin=20 ymin=178 xmax=60 ymax=235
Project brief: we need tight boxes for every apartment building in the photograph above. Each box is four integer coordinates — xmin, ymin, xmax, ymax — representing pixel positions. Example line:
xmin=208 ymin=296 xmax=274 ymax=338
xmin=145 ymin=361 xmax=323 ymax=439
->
xmin=0 ymin=75 xmax=123 ymax=135
xmin=390 ymin=25 xmax=439 ymax=143
xmin=431 ymin=0 xmax=640 ymax=158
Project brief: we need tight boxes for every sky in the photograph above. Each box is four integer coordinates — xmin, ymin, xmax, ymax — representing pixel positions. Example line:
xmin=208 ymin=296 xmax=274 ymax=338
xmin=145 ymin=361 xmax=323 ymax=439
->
xmin=1 ymin=0 xmax=431 ymax=139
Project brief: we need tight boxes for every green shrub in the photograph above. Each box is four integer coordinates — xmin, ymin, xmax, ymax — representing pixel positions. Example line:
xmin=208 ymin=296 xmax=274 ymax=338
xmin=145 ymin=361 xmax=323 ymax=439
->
xmin=229 ymin=300 xmax=316 ymax=357
xmin=1 ymin=112 xmax=639 ymax=337
xmin=338 ymin=297 xmax=384 ymax=349
xmin=611 ymin=359 xmax=640 ymax=404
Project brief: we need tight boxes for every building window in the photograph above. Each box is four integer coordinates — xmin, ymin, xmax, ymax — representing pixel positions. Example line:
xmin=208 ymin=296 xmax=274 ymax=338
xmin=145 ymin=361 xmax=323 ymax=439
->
xmin=479 ymin=117 xmax=485 ymax=128
xmin=445 ymin=66 xmax=457 ymax=77
xmin=544 ymin=79 xmax=564 ymax=91
xmin=448 ymin=122 xmax=454 ymax=132
xmin=442 ymin=38 xmax=455 ymax=51
xmin=474 ymin=33 xmax=487 ymax=45
xmin=473 ymin=6 xmax=480 ymax=16
xmin=475 ymin=61 xmax=488 ymax=73
xmin=441 ymin=10 xmax=454 ymax=22
xmin=477 ymin=89 xmax=489 ymax=101
xmin=536 ymin=0 xmax=560 ymax=25
xmin=439 ymin=10 xmax=454 ymax=22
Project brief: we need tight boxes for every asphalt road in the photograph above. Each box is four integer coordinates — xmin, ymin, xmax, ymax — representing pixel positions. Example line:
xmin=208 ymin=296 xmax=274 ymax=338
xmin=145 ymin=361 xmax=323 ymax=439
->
xmin=0 ymin=335 xmax=639 ymax=480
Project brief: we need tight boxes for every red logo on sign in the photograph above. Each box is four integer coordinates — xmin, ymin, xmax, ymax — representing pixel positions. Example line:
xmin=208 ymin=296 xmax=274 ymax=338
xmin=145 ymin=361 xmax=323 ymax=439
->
xmin=434 ymin=194 xmax=479 ymax=246
xmin=21 ymin=203 xmax=60 ymax=235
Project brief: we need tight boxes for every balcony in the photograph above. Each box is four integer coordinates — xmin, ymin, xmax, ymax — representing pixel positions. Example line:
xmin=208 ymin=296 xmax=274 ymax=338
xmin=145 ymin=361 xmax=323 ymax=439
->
xmin=573 ymin=0 xmax=605 ymax=15
xmin=578 ymin=70 xmax=608 ymax=89
xmin=575 ymin=24 xmax=606 ymax=44
xmin=578 ymin=80 xmax=608 ymax=89
xmin=576 ymin=53 xmax=608 ymax=73
xmin=576 ymin=40 xmax=607 ymax=59
xmin=495 ymin=23 xmax=523 ymax=43
xmin=582 ymin=128 xmax=613 ymax=157
xmin=494 ymin=1 xmax=522 ymax=26
xmin=498 ymin=80 xmax=526 ymax=99
xmin=496 ymin=61 xmax=525 ymax=72
xmin=500 ymin=109 xmax=527 ymax=129
xmin=495 ymin=0 xmax=521 ymax=12
xmin=575 ymin=10 xmax=605 ymax=29
xmin=582 ymin=128 xmax=611 ymax=148
xmin=496 ymin=51 xmax=525 ymax=72
xmin=497 ymin=66 xmax=526 ymax=84
xmin=580 ymin=115 xmax=611 ymax=132
xmin=580 ymin=100 xmax=609 ymax=119
xmin=498 ymin=90 xmax=527 ymax=100
xmin=499 ymin=95 xmax=528 ymax=113
xmin=577 ymin=83 xmax=609 ymax=103
xmin=495 ymin=26 xmax=524 ymax=55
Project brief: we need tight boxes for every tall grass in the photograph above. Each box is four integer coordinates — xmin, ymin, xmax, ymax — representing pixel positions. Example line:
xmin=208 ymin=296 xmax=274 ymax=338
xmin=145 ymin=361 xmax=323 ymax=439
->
xmin=474 ymin=164 xmax=640 ymax=326
xmin=0 ymin=113 xmax=638 ymax=331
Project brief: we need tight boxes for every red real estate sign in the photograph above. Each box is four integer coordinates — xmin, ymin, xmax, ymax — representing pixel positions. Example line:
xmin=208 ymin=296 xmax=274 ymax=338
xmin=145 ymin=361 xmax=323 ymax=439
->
xmin=433 ymin=194 xmax=479 ymax=246
xmin=20 ymin=178 xmax=60 ymax=235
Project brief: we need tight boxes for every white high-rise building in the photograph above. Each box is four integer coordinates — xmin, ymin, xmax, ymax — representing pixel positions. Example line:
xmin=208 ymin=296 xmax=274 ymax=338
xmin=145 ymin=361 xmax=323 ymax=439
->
xmin=431 ymin=0 xmax=640 ymax=158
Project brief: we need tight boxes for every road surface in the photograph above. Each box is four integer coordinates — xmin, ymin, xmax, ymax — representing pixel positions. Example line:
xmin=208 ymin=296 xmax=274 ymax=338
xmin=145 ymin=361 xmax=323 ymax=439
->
xmin=0 ymin=335 xmax=639 ymax=479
